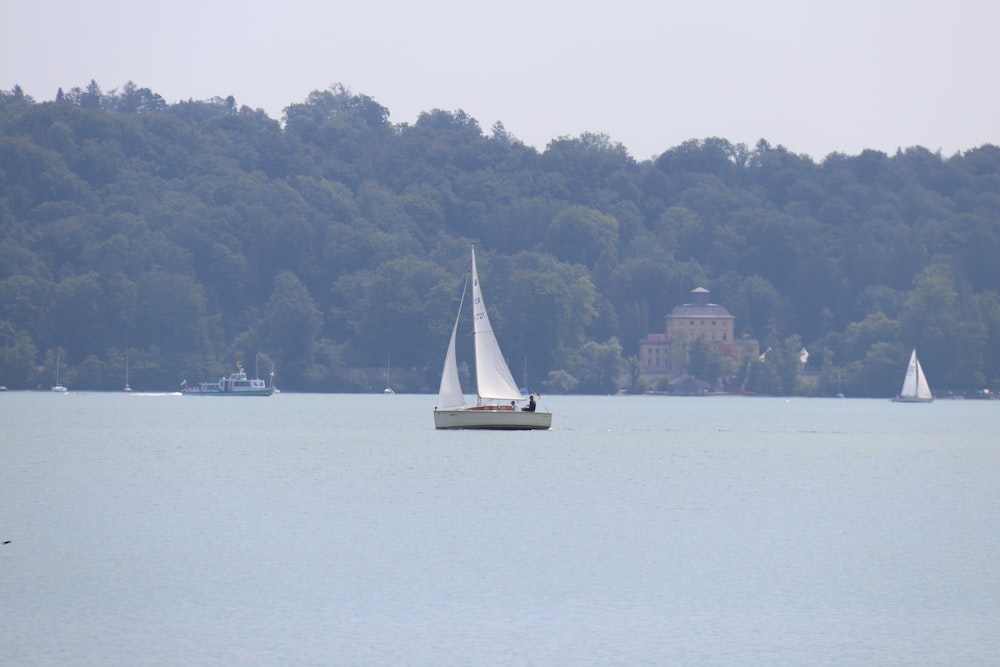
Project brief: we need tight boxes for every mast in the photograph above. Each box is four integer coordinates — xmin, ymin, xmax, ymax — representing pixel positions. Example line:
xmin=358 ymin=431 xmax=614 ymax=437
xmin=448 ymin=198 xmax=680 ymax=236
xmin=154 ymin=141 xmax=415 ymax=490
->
xmin=470 ymin=244 xmax=522 ymax=403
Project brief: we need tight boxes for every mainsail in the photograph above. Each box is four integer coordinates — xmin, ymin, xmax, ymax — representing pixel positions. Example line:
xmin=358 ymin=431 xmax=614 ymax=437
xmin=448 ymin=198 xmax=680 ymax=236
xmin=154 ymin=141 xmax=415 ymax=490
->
xmin=470 ymin=246 xmax=523 ymax=402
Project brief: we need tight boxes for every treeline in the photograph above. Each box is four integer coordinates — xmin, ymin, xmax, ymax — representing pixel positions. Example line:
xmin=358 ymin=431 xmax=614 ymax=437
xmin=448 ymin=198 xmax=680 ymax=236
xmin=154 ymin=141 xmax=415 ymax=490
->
xmin=1 ymin=80 xmax=999 ymax=396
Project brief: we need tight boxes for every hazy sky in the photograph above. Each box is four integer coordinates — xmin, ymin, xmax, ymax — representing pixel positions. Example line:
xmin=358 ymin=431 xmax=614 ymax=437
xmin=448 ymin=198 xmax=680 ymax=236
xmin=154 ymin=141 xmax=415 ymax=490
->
xmin=3 ymin=0 xmax=997 ymax=161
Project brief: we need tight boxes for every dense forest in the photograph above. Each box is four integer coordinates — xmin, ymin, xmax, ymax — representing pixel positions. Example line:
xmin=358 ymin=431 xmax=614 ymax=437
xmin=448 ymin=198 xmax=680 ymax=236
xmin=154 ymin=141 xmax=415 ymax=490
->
xmin=1 ymin=80 xmax=999 ymax=396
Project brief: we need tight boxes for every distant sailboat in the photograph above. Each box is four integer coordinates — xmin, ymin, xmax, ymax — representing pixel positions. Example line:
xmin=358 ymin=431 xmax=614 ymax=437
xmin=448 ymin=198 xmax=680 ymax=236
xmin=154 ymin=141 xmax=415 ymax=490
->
xmin=384 ymin=357 xmax=394 ymax=394
xmin=891 ymin=348 xmax=933 ymax=403
xmin=124 ymin=354 xmax=133 ymax=392
xmin=52 ymin=353 xmax=67 ymax=392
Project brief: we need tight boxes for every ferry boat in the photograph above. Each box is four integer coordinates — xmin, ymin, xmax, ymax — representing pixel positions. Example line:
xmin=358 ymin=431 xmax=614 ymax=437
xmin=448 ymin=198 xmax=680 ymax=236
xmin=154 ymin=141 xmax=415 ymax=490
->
xmin=182 ymin=364 xmax=273 ymax=396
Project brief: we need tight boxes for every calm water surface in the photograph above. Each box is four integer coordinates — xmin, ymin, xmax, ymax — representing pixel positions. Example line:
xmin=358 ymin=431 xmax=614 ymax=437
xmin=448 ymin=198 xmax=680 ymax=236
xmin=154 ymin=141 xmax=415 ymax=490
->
xmin=2 ymin=392 xmax=998 ymax=665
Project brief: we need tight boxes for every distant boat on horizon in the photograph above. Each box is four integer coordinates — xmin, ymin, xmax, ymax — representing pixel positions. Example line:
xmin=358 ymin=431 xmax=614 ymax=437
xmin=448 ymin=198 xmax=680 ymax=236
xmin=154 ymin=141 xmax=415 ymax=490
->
xmin=384 ymin=357 xmax=394 ymax=394
xmin=891 ymin=348 xmax=933 ymax=403
xmin=182 ymin=361 xmax=273 ymax=396
xmin=52 ymin=353 xmax=67 ymax=392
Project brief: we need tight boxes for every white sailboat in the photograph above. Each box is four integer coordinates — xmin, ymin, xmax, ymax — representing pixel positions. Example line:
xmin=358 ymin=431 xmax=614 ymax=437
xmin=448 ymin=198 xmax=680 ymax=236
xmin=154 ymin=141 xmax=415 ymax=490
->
xmin=124 ymin=354 xmax=132 ymax=392
xmin=52 ymin=353 xmax=67 ymax=392
xmin=433 ymin=245 xmax=552 ymax=430
xmin=384 ymin=357 xmax=394 ymax=394
xmin=892 ymin=348 xmax=934 ymax=403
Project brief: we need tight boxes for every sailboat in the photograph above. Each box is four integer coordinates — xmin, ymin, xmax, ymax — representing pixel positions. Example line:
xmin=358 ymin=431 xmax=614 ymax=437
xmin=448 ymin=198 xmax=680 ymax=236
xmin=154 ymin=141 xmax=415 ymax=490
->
xmin=891 ymin=348 xmax=934 ymax=403
xmin=383 ymin=357 xmax=394 ymax=394
xmin=433 ymin=245 xmax=552 ymax=430
xmin=124 ymin=354 xmax=133 ymax=392
xmin=52 ymin=353 xmax=67 ymax=392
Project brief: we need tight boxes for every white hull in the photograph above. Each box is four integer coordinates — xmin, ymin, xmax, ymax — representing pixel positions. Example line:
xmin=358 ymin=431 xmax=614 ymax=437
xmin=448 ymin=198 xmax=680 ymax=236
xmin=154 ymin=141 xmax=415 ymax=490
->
xmin=182 ymin=388 xmax=273 ymax=396
xmin=891 ymin=395 xmax=933 ymax=403
xmin=182 ymin=364 xmax=274 ymax=396
xmin=434 ymin=407 xmax=552 ymax=430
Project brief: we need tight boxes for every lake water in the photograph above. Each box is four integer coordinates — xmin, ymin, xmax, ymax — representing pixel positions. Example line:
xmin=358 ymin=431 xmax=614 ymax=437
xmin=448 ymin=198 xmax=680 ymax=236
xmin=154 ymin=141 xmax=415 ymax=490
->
xmin=2 ymin=392 xmax=998 ymax=665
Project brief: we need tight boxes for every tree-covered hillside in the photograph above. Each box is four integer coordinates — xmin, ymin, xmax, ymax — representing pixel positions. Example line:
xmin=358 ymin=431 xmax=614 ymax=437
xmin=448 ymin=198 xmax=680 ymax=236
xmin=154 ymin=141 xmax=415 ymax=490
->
xmin=2 ymin=81 xmax=999 ymax=396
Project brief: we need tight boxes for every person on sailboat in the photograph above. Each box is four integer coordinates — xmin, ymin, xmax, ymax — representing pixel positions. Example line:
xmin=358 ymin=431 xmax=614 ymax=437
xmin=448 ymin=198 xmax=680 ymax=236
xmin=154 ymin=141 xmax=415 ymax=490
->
xmin=510 ymin=400 xmax=517 ymax=411
xmin=522 ymin=393 xmax=537 ymax=412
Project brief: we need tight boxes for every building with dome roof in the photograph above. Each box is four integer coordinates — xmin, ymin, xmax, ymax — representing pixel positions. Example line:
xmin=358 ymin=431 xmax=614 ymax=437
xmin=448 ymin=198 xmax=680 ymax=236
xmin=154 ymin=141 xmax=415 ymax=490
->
xmin=639 ymin=287 xmax=737 ymax=376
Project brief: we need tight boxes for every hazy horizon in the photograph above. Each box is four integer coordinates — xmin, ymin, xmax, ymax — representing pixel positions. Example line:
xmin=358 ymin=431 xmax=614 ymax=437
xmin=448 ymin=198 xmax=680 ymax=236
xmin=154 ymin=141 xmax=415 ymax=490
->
xmin=3 ymin=0 xmax=998 ymax=161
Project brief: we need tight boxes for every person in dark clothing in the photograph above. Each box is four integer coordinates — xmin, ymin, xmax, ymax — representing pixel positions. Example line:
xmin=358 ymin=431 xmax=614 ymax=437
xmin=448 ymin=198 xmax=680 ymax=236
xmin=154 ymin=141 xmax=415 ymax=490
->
xmin=522 ymin=393 xmax=536 ymax=412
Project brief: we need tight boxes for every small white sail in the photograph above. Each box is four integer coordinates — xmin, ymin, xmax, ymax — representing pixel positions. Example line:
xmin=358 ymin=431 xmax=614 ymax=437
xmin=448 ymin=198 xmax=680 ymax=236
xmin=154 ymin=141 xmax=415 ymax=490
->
xmin=436 ymin=279 xmax=468 ymax=410
xmin=895 ymin=348 xmax=933 ymax=402
xmin=912 ymin=354 xmax=933 ymax=400
xmin=470 ymin=246 xmax=523 ymax=402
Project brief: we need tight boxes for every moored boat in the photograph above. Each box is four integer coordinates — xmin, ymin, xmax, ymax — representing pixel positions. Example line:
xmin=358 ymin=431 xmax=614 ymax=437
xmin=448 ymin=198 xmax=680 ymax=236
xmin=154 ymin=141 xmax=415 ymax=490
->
xmin=52 ymin=353 xmax=67 ymax=392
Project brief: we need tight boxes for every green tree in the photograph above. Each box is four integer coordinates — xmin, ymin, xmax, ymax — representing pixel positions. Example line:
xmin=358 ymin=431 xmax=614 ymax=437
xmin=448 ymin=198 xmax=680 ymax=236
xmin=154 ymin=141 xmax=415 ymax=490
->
xmin=567 ymin=337 xmax=623 ymax=394
xmin=861 ymin=342 xmax=905 ymax=397
xmin=899 ymin=263 xmax=958 ymax=383
xmin=840 ymin=312 xmax=900 ymax=363
xmin=687 ymin=337 xmax=732 ymax=388
xmin=258 ymin=271 xmax=322 ymax=380
xmin=135 ymin=271 xmax=214 ymax=355
xmin=53 ymin=272 xmax=104 ymax=362
xmin=0 ymin=320 xmax=39 ymax=388
xmin=494 ymin=252 xmax=599 ymax=379
xmin=543 ymin=369 xmax=578 ymax=394
xmin=734 ymin=275 xmax=787 ymax=340
xmin=545 ymin=205 xmax=619 ymax=267
xmin=624 ymin=355 xmax=649 ymax=393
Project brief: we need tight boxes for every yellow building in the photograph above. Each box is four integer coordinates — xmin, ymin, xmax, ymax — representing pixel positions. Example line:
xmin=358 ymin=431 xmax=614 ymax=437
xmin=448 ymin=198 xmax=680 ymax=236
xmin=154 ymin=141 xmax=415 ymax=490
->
xmin=666 ymin=287 xmax=735 ymax=345
xmin=640 ymin=287 xmax=736 ymax=374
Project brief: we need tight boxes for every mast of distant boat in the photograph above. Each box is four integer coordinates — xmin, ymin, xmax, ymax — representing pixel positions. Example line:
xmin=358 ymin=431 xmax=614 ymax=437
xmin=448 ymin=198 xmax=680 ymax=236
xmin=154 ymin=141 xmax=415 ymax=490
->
xmin=384 ymin=356 xmax=394 ymax=394
xmin=52 ymin=352 xmax=67 ymax=392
